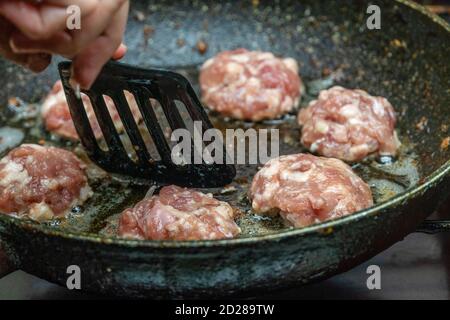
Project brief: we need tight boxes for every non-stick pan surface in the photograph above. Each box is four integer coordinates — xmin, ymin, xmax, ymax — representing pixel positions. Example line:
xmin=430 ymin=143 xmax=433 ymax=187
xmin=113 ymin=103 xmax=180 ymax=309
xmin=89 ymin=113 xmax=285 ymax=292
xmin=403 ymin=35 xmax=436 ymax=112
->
xmin=0 ymin=0 xmax=449 ymax=298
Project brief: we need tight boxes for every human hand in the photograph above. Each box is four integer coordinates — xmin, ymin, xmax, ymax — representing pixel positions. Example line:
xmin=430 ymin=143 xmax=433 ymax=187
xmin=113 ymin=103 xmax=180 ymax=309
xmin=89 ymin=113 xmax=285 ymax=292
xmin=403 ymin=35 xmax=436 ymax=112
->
xmin=0 ymin=0 xmax=130 ymax=89
xmin=0 ymin=16 xmax=51 ymax=73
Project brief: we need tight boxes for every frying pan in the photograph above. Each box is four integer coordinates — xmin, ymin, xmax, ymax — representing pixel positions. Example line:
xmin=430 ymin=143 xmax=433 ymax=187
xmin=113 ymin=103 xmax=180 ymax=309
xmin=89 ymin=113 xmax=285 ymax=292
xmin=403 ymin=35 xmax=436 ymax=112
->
xmin=0 ymin=0 xmax=449 ymax=299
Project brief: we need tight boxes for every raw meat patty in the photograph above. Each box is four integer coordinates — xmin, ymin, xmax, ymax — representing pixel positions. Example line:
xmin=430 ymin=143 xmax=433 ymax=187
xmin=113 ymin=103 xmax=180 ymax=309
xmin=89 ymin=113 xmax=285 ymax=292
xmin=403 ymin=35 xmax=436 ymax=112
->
xmin=41 ymin=80 xmax=141 ymax=140
xmin=199 ymin=48 xmax=301 ymax=121
xmin=0 ymin=144 xmax=92 ymax=221
xmin=118 ymin=185 xmax=241 ymax=240
xmin=298 ymin=86 xmax=400 ymax=162
xmin=249 ymin=153 xmax=373 ymax=228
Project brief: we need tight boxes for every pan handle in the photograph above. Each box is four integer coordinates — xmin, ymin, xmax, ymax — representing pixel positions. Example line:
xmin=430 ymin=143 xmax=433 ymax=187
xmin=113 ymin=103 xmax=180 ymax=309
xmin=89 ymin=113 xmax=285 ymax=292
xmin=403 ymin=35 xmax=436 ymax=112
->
xmin=415 ymin=8 xmax=450 ymax=235
xmin=415 ymin=220 xmax=450 ymax=234
xmin=0 ymin=242 xmax=15 ymax=278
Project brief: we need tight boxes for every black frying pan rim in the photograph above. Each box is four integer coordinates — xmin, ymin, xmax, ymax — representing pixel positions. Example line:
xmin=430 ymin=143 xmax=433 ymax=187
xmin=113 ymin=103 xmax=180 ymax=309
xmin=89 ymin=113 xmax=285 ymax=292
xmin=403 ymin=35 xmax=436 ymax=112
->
xmin=0 ymin=0 xmax=449 ymax=249
xmin=0 ymin=159 xmax=448 ymax=249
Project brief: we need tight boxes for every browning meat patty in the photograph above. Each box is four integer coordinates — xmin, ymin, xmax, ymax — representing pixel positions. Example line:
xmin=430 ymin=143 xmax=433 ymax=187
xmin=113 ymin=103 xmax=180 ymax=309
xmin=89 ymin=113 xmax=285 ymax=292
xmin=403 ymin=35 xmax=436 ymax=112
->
xmin=298 ymin=86 xmax=400 ymax=162
xmin=0 ymin=144 xmax=92 ymax=221
xmin=118 ymin=185 xmax=241 ymax=240
xmin=249 ymin=153 xmax=373 ymax=227
xmin=199 ymin=48 xmax=301 ymax=121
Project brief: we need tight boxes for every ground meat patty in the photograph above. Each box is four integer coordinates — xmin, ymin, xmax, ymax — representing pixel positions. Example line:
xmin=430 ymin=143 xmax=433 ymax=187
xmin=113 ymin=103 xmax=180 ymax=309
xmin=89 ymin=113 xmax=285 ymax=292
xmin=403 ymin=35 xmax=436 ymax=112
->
xmin=249 ymin=154 xmax=373 ymax=228
xmin=118 ymin=185 xmax=241 ymax=240
xmin=0 ymin=144 xmax=92 ymax=221
xmin=298 ymin=86 xmax=400 ymax=162
xmin=41 ymin=81 xmax=141 ymax=140
xmin=199 ymin=48 xmax=301 ymax=121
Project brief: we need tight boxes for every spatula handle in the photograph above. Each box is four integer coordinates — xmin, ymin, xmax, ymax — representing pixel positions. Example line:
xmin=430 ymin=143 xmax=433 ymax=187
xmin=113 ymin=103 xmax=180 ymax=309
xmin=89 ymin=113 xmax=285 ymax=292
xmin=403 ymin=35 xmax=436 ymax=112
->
xmin=415 ymin=195 xmax=450 ymax=234
xmin=416 ymin=220 xmax=450 ymax=234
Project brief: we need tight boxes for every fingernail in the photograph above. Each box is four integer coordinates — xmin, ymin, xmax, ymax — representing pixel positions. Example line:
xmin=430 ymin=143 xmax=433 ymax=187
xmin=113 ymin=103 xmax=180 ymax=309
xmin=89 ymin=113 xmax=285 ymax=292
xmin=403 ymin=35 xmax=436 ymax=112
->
xmin=69 ymin=78 xmax=81 ymax=99
xmin=69 ymin=65 xmax=81 ymax=99
xmin=9 ymin=38 xmax=24 ymax=53
xmin=112 ymin=44 xmax=127 ymax=60
xmin=9 ymin=33 xmax=34 ymax=53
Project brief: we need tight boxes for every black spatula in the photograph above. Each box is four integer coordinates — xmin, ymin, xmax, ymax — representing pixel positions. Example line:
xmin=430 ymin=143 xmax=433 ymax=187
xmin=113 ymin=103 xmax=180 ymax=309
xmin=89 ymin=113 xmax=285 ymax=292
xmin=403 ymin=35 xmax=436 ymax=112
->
xmin=58 ymin=61 xmax=235 ymax=188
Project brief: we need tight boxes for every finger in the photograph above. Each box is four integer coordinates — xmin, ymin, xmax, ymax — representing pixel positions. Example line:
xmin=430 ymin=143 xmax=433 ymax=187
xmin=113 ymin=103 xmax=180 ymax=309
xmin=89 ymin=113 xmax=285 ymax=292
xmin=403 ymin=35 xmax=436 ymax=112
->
xmin=11 ymin=35 xmax=127 ymax=62
xmin=0 ymin=16 xmax=51 ymax=72
xmin=0 ymin=48 xmax=51 ymax=72
xmin=0 ymin=0 xmax=97 ymax=40
xmin=0 ymin=42 xmax=51 ymax=72
xmin=72 ymin=1 xmax=129 ymax=89
xmin=112 ymin=43 xmax=127 ymax=60
xmin=7 ymin=0 xmax=128 ymax=57
xmin=10 ymin=30 xmax=73 ymax=56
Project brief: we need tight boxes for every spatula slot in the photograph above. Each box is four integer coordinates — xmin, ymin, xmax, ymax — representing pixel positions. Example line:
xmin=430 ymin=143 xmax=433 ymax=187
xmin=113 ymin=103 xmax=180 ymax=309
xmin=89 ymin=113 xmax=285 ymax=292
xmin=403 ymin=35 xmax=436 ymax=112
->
xmin=101 ymin=94 xmax=140 ymax=163
xmin=88 ymin=93 xmax=126 ymax=156
xmin=174 ymin=99 xmax=205 ymax=164
xmin=70 ymin=92 xmax=105 ymax=152
xmin=131 ymin=88 xmax=172 ymax=164
xmin=124 ymin=90 xmax=161 ymax=161
xmin=149 ymin=97 xmax=175 ymax=154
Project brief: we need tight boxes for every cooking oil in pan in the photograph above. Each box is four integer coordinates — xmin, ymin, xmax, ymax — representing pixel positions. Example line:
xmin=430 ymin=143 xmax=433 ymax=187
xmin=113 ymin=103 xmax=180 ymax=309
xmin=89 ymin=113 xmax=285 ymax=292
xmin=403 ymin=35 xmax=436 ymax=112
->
xmin=0 ymin=70 xmax=420 ymax=238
